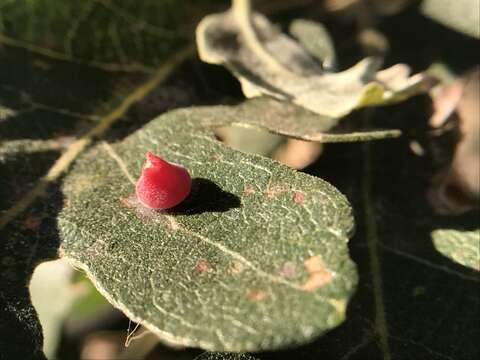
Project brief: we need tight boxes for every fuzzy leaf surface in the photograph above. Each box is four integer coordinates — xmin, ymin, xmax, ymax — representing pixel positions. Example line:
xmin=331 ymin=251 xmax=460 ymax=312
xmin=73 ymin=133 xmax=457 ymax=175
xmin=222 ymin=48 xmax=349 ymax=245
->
xmin=58 ymin=104 xmax=358 ymax=352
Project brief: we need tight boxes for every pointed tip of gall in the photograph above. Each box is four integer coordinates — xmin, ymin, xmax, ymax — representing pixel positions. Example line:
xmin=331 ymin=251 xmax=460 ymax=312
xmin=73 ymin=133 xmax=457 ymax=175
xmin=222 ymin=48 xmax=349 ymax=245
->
xmin=145 ymin=151 xmax=167 ymax=168
xmin=135 ymin=152 xmax=192 ymax=210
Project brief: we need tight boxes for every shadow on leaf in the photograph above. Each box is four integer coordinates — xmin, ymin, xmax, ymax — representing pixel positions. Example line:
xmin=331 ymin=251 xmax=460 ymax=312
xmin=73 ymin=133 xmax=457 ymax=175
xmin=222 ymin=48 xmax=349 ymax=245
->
xmin=168 ymin=178 xmax=241 ymax=215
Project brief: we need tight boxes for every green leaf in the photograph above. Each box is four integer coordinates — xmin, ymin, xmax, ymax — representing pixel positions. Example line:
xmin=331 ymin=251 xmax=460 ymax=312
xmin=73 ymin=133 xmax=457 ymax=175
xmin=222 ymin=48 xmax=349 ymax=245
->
xmin=421 ymin=0 xmax=480 ymax=39
xmin=58 ymin=103 xmax=358 ymax=352
xmin=196 ymin=1 xmax=433 ymax=119
xmin=0 ymin=0 xmax=192 ymax=70
xmin=432 ymin=229 xmax=480 ymax=271
xmin=207 ymin=97 xmax=401 ymax=143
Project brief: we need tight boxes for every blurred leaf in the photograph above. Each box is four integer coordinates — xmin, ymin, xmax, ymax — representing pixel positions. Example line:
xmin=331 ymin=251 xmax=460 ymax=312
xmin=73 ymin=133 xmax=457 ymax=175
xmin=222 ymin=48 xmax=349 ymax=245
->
xmin=29 ymin=259 xmax=76 ymax=359
xmin=272 ymin=139 xmax=323 ymax=170
xmin=432 ymin=229 xmax=480 ymax=271
xmin=428 ymin=68 xmax=479 ymax=214
xmin=196 ymin=1 xmax=432 ymax=119
xmin=215 ymin=126 xmax=285 ymax=157
xmin=421 ymin=0 xmax=480 ymax=39
xmin=289 ymin=19 xmax=336 ymax=71
xmin=209 ymin=97 xmax=401 ymax=143
xmin=325 ymin=0 xmax=412 ymax=14
xmin=58 ymin=102 xmax=358 ymax=352
xmin=0 ymin=0 xmax=192 ymax=70
xmin=65 ymin=272 xmax=113 ymax=327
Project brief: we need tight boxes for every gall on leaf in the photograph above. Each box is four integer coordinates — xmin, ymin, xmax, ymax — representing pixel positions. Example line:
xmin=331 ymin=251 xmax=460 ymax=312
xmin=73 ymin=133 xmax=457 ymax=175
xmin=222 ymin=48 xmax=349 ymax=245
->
xmin=135 ymin=152 xmax=192 ymax=210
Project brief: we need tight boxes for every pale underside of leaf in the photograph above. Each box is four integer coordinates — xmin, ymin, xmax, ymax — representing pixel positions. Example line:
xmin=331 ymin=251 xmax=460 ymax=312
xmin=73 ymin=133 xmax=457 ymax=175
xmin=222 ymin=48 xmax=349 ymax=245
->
xmin=204 ymin=97 xmax=401 ymax=142
xmin=289 ymin=19 xmax=336 ymax=71
xmin=58 ymin=104 xmax=358 ymax=352
xmin=432 ymin=229 xmax=480 ymax=271
xmin=196 ymin=7 xmax=432 ymax=119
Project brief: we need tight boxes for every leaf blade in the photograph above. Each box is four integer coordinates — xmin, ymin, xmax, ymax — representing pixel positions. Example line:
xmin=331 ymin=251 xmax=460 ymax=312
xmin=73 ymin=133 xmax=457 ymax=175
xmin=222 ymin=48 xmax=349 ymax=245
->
xmin=58 ymin=105 xmax=358 ymax=352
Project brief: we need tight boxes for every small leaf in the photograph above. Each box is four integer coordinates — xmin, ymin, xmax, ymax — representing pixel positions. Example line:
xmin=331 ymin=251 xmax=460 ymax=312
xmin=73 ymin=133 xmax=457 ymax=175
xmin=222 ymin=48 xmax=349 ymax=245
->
xmin=432 ymin=229 xmax=480 ymax=271
xmin=196 ymin=2 xmax=433 ymax=119
xmin=58 ymin=103 xmax=358 ymax=352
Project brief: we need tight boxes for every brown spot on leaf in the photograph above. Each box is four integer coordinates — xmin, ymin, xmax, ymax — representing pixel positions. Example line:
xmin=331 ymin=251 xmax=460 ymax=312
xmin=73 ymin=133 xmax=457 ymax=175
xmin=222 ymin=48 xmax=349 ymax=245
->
xmin=247 ymin=290 xmax=267 ymax=301
xmin=22 ymin=215 xmax=42 ymax=231
xmin=195 ymin=259 xmax=211 ymax=274
xmin=265 ymin=184 xmax=289 ymax=199
xmin=243 ymin=185 xmax=256 ymax=196
xmin=293 ymin=191 xmax=305 ymax=205
xmin=301 ymin=255 xmax=333 ymax=291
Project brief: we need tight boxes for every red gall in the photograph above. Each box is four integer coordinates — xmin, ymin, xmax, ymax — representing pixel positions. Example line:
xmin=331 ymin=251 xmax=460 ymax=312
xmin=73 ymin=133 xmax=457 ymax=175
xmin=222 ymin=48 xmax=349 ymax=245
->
xmin=135 ymin=152 xmax=192 ymax=210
